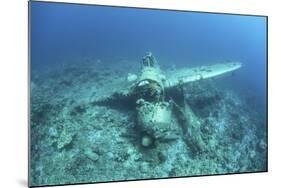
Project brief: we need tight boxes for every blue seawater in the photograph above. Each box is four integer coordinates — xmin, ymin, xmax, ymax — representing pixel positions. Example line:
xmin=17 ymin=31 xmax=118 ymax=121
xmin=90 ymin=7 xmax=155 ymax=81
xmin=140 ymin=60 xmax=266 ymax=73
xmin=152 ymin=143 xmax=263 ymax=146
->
xmin=30 ymin=1 xmax=267 ymax=187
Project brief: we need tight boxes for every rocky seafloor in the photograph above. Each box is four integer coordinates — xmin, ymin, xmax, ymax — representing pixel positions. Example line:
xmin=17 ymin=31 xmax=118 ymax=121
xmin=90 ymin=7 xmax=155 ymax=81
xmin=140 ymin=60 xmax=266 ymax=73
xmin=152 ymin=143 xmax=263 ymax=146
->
xmin=30 ymin=57 xmax=267 ymax=186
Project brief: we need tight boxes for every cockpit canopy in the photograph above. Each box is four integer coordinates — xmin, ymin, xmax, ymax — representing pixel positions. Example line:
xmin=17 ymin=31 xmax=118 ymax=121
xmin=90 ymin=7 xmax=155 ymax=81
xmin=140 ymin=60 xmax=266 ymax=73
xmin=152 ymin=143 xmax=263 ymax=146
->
xmin=141 ymin=52 xmax=158 ymax=68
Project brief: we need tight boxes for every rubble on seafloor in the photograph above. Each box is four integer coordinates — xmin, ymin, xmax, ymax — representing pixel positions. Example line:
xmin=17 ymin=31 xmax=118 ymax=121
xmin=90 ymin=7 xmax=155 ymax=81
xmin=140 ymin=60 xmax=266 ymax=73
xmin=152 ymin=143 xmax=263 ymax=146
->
xmin=30 ymin=58 xmax=267 ymax=186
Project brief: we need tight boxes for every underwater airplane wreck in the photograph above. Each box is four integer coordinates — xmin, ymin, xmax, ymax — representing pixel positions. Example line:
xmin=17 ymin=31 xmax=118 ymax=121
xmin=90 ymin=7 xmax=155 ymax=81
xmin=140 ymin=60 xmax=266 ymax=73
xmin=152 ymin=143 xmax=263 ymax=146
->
xmin=93 ymin=52 xmax=242 ymax=151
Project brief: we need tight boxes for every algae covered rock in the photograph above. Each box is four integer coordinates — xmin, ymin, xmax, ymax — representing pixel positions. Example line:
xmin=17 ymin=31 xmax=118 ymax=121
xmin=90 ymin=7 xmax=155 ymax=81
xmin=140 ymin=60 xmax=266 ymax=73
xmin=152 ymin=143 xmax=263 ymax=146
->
xmin=57 ymin=128 xmax=76 ymax=150
xmin=84 ymin=148 xmax=99 ymax=162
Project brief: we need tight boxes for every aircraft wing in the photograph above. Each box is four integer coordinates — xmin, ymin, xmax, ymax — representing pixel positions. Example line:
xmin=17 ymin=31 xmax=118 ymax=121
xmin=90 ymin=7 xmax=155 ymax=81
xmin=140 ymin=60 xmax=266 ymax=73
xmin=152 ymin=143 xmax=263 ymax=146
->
xmin=164 ymin=61 xmax=242 ymax=89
